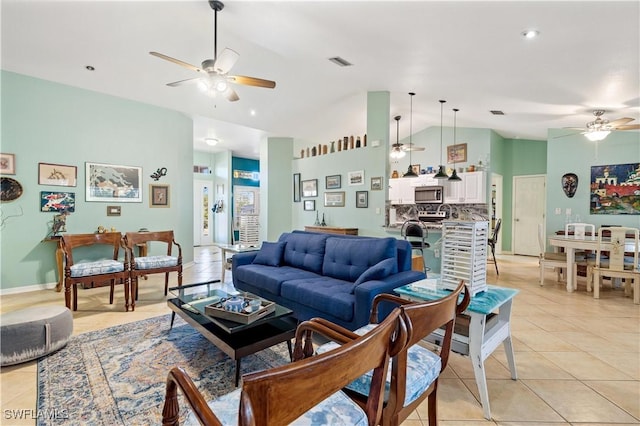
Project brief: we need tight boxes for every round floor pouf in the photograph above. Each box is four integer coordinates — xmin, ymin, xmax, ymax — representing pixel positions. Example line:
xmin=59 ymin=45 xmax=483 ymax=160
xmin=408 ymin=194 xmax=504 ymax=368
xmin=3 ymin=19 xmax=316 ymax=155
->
xmin=1 ymin=306 xmax=73 ymax=366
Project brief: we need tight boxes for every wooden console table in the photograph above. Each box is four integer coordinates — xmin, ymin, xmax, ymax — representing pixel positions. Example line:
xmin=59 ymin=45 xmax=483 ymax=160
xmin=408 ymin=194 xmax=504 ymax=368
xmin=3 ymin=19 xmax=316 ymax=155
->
xmin=42 ymin=236 xmax=64 ymax=292
xmin=304 ymin=226 xmax=358 ymax=235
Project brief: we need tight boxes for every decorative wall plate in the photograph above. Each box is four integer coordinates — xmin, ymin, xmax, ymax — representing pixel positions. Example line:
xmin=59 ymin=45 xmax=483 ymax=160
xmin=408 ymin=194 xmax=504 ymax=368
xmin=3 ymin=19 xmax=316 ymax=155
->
xmin=562 ymin=173 xmax=578 ymax=198
xmin=1 ymin=177 xmax=23 ymax=202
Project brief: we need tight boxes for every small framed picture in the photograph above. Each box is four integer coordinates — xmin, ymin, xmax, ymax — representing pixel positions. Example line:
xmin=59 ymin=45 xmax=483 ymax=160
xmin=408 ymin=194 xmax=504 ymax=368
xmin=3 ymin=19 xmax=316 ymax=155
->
xmin=325 ymin=174 xmax=341 ymax=189
xmin=324 ymin=191 xmax=345 ymax=207
xmin=447 ymin=143 xmax=467 ymax=163
xmin=303 ymin=200 xmax=315 ymax=211
xmin=302 ymin=179 xmax=318 ymax=197
xmin=371 ymin=176 xmax=383 ymax=190
xmin=38 ymin=163 xmax=77 ymax=187
xmin=293 ymin=173 xmax=301 ymax=202
xmin=107 ymin=205 xmax=121 ymax=216
xmin=150 ymin=184 xmax=170 ymax=207
xmin=348 ymin=170 xmax=364 ymax=186
xmin=356 ymin=191 xmax=368 ymax=208
xmin=0 ymin=153 xmax=16 ymax=175
xmin=411 ymin=164 xmax=421 ymax=175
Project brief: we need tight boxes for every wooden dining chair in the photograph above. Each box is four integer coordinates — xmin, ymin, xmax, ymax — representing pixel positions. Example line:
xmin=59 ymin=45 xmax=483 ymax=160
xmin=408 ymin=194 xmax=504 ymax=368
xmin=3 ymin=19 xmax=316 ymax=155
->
xmin=314 ymin=280 xmax=470 ymax=426
xmin=590 ymin=226 xmax=639 ymax=303
xmin=538 ymin=224 xmax=567 ymax=286
xmin=161 ymin=308 xmax=408 ymax=426
xmin=123 ymin=230 xmax=182 ymax=310
xmin=61 ymin=232 xmax=130 ymax=311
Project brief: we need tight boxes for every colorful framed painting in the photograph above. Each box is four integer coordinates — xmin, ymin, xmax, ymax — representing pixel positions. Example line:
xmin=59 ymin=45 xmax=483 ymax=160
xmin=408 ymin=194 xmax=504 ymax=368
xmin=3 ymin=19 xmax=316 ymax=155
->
xmin=86 ymin=162 xmax=142 ymax=202
xmin=590 ymin=162 xmax=640 ymax=215
xmin=38 ymin=163 xmax=77 ymax=187
xmin=447 ymin=143 xmax=467 ymax=163
xmin=150 ymin=184 xmax=170 ymax=208
xmin=40 ymin=191 xmax=76 ymax=212
xmin=0 ymin=153 xmax=16 ymax=175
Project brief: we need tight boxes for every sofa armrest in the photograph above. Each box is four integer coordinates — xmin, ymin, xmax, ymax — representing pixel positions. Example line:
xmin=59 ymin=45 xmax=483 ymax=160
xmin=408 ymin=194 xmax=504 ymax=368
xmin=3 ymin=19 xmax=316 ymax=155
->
xmin=232 ymin=251 xmax=259 ymax=269
xmin=352 ymin=270 xmax=426 ymax=328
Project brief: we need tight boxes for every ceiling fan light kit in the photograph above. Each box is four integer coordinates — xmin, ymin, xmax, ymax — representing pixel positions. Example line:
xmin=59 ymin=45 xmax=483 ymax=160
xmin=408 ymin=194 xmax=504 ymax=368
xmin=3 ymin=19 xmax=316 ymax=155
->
xmin=391 ymin=115 xmax=407 ymax=160
xmin=557 ymin=109 xmax=639 ymax=141
xmin=403 ymin=92 xmax=419 ymax=178
xmin=434 ymin=100 xmax=449 ymax=180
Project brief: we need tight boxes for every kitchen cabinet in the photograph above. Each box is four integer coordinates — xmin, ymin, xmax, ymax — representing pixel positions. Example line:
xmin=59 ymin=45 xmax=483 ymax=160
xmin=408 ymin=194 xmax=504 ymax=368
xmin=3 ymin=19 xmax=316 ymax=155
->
xmin=444 ymin=171 xmax=487 ymax=204
xmin=389 ymin=177 xmax=415 ymax=204
xmin=411 ymin=174 xmax=439 ymax=187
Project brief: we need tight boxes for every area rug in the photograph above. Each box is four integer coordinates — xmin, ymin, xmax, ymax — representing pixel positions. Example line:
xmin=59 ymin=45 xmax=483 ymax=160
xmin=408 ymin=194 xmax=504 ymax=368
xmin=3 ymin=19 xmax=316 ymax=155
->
xmin=37 ymin=314 xmax=290 ymax=425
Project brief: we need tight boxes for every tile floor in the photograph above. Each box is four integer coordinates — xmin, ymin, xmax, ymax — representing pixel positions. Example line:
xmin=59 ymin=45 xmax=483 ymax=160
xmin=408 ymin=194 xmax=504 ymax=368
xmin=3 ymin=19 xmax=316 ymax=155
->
xmin=1 ymin=247 xmax=638 ymax=425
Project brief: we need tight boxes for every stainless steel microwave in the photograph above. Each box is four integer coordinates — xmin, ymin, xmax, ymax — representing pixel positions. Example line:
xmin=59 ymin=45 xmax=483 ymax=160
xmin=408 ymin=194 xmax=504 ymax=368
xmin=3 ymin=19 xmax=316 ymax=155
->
xmin=415 ymin=186 xmax=444 ymax=204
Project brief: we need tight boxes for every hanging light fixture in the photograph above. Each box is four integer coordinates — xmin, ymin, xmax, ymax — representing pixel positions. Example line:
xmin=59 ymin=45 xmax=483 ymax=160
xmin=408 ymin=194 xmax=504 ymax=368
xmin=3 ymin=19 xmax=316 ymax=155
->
xmin=434 ymin=100 xmax=449 ymax=179
xmin=448 ymin=108 xmax=462 ymax=182
xmin=403 ymin=92 xmax=418 ymax=178
xmin=390 ymin=116 xmax=406 ymax=159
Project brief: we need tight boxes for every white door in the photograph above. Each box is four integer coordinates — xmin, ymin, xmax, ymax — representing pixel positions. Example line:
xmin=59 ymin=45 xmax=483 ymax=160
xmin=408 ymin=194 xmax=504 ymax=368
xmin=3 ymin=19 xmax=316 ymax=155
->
xmin=193 ymin=180 xmax=213 ymax=246
xmin=512 ymin=175 xmax=545 ymax=256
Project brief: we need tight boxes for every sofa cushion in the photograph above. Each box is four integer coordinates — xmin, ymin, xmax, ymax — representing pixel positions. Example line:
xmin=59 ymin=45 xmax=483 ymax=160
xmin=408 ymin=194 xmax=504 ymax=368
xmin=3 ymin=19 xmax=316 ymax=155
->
xmin=279 ymin=232 xmax=329 ymax=274
xmin=252 ymin=241 xmax=286 ymax=267
xmin=281 ymin=277 xmax=356 ymax=322
xmin=234 ymin=265 xmax=321 ymax=296
xmin=322 ymin=237 xmax=396 ymax=282
xmin=354 ymin=258 xmax=398 ymax=285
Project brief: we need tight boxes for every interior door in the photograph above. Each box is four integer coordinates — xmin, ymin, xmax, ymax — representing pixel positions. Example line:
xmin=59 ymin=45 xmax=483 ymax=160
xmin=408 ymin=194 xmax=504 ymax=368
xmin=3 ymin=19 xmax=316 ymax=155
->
xmin=512 ymin=175 xmax=545 ymax=256
xmin=193 ymin=180 xmax=213 ymax=246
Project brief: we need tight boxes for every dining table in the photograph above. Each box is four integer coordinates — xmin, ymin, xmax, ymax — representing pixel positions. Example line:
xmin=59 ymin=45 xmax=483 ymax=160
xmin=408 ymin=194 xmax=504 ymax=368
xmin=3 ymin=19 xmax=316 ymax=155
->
xmin=548 ymin=234 xmax=638 ymax=292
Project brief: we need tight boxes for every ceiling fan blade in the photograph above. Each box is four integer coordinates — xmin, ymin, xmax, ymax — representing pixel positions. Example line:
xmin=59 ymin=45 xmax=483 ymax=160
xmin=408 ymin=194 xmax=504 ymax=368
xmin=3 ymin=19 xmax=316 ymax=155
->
xmin=224 ymin=87 xmax=239 ymax=102
xmin=213 ymin=48 xmax=240 ymax=74
xmin=150 ymin=51 xmax=204 ymax=74
xmin=166 ymin=77 xmax=201 ymax=87
xmin=402 ymin=143 xmax=426 ymax=152
xmin=607 ymin=117 xmax=635 ymax=128
xmin=228 ymin=75 xmax=276 ymax=89
xmin=615 ymin=124 xmax=640 ymax=130
xmin=552 ymin=131 xmax=584 ymax=139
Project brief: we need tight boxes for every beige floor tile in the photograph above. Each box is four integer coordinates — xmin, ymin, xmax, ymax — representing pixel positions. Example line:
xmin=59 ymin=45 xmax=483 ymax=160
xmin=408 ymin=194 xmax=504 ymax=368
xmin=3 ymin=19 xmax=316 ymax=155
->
xmin=463 ymin=378 xmax=564 ymax=423
xmin=551 ymin=330 xmax=624 ymax=353
xmin=424 ymin=378 xmax=486 ymax=421
xmin=601 ymin=332 xmax=640 ymax=352
xmin=447 ymin=354 xmax=512 ymax=380
xmin=540 ymin=351 xmax=634 ymax=380
xmin=589 ymin=352 xmax=640 ymax=380
xmin=492 ymin=351 xmax=573 ymax=380
xmin=399 ymin=419 xmax=423 ymax=426
xmin=524 ymin=379 xmax=638 ymax=423
xmin=529 ymin=316 xmax=583 ymax=332
xmin=497 ymin=423 xmax=568 ymax=426
xmin=441 ymin=421 xmax=497 ymax=425
xmin=512 ymin=330 xmax=580 ymax=352
xmin=584 ymin=380 xmax=640 ymax=420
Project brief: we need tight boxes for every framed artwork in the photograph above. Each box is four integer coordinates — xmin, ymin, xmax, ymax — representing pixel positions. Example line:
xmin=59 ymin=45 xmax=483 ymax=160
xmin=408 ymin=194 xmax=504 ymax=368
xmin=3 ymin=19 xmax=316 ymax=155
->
xmin=293 ymin=173 xmax=301 ymax=202
xmin=106 ymin=205 xmax=122 ymax=216
xmin=150 ymin=184 xmax=170 ymax=207
xmin=348 ymin=170 xmax=364 ymax=186
xmin=324 ymin=191 xmax=345 ymax=207
xmin=86 ymin=162 xmax=142 ymax=202
xmin=325 ymin=174 xmax=341 ymax=189
xmin=304 ymin=200 xmax=315 ymax=211
xmin=371 ymin=176 xmax=383 ymax=190
xmin=38 ymin=163 xmax=77 ymax=187
xmin=0 ymin=153 xmax=16 ymax=175
xmin=356 ymin=190 xmax=368 ymax=208
xmin=411 ymin=164 xmax=421 ymax=175
xmin=302 ymin=179 xmax=318 ymax=197
xmin=590 ymin=162 xmax=640 ymax=215
xmin=447 ymin=143 xmax=467 ymax=163
xmin=40 ymin=191 xmax=75 ymax=212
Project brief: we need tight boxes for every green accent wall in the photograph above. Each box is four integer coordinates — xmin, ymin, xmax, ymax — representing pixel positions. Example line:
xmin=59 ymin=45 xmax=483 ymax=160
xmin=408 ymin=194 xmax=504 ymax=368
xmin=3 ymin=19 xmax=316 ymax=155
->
xmin=1 ymin=71 xmax=194 ymax=291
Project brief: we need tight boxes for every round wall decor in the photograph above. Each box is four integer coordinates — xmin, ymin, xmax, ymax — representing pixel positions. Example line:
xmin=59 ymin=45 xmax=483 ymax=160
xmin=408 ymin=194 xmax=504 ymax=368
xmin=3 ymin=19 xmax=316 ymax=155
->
xmin=0 ymin=177 xmax=23 ymax=202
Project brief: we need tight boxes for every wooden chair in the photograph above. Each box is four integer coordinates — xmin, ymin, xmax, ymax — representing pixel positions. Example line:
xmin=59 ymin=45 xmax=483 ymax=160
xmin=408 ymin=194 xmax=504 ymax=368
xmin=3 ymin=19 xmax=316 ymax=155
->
xmin=590 ymin=226 xmax=639 ymax=303
xmin=161 ymin=308 xmax=409 ymax=426
xmin=487 ymin=219 xmax=502 ymax=275
xmin=123 ymin=230 xmax=182 ymax=310
xmin=538 ymin=224 xmax=566 ymax=286
xmin=315 ymin=280 xmax=470 ymax=426
xmin=61 ymin=232 xmax=130 ymax=311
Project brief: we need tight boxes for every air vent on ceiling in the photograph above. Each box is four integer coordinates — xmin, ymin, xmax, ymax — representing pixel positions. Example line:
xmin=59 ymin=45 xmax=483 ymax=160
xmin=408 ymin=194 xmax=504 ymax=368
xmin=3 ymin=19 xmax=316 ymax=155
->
xmin=328 ymin=56 xmax=353 ymax=67
xmin=490 ymin=110 xmax=505 ymax=115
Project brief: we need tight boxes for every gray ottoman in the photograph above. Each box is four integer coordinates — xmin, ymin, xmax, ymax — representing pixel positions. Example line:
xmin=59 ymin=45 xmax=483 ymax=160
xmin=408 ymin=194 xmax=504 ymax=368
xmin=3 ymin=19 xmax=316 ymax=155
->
xmin=1 ymin=306 xmax=73 ymax=366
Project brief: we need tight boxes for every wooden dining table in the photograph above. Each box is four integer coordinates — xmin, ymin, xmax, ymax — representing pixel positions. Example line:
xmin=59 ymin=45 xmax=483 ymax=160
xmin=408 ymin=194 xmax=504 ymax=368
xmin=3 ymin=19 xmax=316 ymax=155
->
xmin=548 ymin=235 xmax=638 ymax=292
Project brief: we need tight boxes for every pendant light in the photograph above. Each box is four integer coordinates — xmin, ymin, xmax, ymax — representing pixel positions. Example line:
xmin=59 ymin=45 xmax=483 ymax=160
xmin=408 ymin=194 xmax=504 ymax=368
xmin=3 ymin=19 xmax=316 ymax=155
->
xmin=448 ymin=108 xmax=462 ymax=181
xmin=390 ymin=115 xmax=406 ymax=159
xmin=434 ymin=99 xmax=449 ymax=179
xmin=403 ymin=92 xmax=418 ymax=178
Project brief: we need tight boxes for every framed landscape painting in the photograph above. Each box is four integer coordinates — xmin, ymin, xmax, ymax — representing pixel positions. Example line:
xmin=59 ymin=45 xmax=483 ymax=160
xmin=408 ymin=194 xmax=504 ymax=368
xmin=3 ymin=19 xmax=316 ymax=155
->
xmin=86 ymin=162 xmax=142 ymax=202
xmin=590 ymin=162 xmax=640 ymax=215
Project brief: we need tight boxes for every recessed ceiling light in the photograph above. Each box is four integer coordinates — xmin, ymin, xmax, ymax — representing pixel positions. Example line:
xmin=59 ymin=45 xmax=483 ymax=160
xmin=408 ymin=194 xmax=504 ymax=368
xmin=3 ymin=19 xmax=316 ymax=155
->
xmin=521 ymin=29 xmax=539 ymax=39
xmin=250 ymin=109 xmax=256 ymax=116
xmin=205 ymin=138 xmax=218 ymax=146
xmin=85 ymin=65 xmax=95 ymax=71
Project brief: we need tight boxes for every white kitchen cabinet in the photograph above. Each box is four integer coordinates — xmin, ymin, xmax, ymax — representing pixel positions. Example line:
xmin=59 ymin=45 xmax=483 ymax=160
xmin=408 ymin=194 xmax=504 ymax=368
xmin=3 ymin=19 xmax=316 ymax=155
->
xmin=389 ymin=177 xmax=415 ymax=204
xmin=411 ymin=174 xmax=439 ymax=187
xmin=444 ymin=171 xmax=486 ymax=204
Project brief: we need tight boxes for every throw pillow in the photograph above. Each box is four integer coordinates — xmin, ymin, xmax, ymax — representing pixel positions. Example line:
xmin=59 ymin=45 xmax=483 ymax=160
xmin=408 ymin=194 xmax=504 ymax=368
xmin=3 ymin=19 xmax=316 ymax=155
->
xmin=354 ymin=257 xmax=398 ymax=285
xmin=252 ymin=241 xmax=286 ymax=267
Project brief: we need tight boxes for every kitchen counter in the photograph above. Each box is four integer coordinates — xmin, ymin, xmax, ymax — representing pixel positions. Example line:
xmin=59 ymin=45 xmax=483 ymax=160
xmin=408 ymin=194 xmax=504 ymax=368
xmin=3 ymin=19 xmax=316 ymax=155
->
xmin=385 ymin=223 xmax=443 ymax=232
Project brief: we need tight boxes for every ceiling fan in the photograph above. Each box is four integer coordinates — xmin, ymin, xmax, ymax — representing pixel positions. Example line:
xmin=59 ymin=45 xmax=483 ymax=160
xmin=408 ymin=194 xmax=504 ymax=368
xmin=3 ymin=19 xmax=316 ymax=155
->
xmin=558 ymin=110 xmax=640 ymax=141
xmin=149 ymin=0 xmax=276 ymax=102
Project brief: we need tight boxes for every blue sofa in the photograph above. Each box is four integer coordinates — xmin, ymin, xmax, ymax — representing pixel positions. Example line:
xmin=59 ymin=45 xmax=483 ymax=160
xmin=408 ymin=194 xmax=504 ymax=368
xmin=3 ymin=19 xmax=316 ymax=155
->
xmin=232 ymin=230 xmax=425 ymax=330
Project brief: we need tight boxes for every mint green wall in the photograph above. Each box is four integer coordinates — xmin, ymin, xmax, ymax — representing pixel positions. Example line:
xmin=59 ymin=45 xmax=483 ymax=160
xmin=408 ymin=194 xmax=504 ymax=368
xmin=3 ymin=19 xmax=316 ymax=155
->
xmin=546 ymin=130 xmax=640 ymax=237
xmin=261 ymin=137 xmax=293 ymax=241
xmin=1 ymin=71 xmax=194 ymax=291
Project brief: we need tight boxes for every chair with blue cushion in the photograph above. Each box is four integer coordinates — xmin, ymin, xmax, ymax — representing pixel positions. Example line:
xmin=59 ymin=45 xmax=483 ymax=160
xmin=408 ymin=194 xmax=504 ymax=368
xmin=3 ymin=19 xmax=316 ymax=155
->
xmin=314 ymin=279 xmax=470 ymax=426
xmin=161 ymin=307 xmax=409 ymax=426
xmin=61 ymin=232 xmax=130 ymax=311
xmin=124 ymin=230 xmax=182 ymax=310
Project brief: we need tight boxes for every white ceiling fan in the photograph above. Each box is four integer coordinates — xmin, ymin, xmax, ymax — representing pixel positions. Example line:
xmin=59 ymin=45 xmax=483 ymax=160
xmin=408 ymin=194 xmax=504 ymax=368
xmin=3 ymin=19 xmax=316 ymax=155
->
xmin=558 ymin=110 xmax=640 ymax=141
xmin=149 ymin=0 xmax=276 ymax=102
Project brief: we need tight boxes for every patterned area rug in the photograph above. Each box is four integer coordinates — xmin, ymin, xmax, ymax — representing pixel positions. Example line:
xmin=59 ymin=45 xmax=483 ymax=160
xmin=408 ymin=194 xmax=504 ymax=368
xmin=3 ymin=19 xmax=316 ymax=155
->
xmin=37 ymin=314 xmax=290 ymax=425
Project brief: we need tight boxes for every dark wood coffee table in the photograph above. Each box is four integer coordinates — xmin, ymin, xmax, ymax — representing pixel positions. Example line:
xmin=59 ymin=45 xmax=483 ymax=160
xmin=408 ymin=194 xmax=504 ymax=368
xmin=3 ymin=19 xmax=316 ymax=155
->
xmin=167 ymin=281 xmax=297 ymax=386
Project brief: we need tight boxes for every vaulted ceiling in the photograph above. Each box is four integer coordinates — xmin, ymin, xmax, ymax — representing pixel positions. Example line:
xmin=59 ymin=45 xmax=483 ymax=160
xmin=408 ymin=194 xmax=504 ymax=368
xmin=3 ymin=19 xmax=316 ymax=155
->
xmin=3 ymin=1 xmax=639 ymax=159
